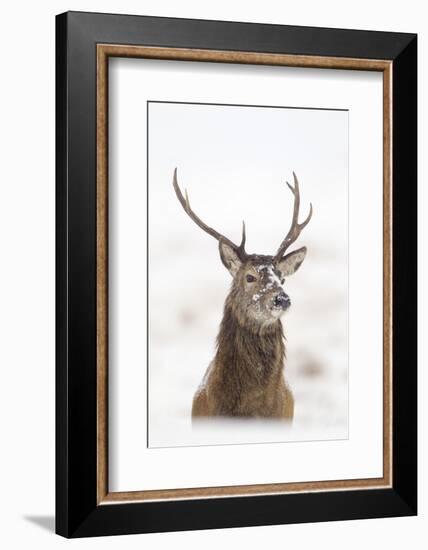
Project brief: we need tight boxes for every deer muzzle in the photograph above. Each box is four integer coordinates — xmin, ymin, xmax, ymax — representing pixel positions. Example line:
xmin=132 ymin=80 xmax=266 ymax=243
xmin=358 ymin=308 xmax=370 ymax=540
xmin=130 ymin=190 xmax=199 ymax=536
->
xmin=273 ymin=291 xmax=291 ymax=310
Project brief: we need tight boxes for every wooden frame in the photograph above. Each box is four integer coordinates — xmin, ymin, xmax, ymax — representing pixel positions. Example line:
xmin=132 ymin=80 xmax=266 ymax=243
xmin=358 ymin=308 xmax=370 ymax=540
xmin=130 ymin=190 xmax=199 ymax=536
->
xmin=56 ymin=11 xmax=417 ymax=537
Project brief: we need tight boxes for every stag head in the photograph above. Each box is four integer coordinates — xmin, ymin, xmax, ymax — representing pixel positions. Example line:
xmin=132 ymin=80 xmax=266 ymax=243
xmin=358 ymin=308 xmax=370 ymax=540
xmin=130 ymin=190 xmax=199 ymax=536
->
xmin=173 ymin=168 xmax=312 ymax=323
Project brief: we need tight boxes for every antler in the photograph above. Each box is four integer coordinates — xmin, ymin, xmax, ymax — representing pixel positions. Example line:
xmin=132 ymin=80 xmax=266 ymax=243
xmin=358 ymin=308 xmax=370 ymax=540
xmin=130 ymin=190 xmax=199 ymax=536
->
xmin=172 ymin=168 xmax=247 ymax=259
xmin=274 ymin=172 xmax=313 ymax=261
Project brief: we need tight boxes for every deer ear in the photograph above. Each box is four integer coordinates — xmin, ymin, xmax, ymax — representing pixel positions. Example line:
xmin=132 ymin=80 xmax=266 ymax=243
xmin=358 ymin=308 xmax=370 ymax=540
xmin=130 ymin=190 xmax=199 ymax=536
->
xmin=219 ymin=241 xmax=242 ymax=276
xmin=277 ymin=247 xmax=307 ymax=277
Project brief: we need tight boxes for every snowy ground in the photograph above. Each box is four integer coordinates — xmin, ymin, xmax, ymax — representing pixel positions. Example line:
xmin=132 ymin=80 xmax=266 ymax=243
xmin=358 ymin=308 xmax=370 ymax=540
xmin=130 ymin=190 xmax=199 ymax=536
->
xmin=148 ymin=240 xmax=348 ymax=447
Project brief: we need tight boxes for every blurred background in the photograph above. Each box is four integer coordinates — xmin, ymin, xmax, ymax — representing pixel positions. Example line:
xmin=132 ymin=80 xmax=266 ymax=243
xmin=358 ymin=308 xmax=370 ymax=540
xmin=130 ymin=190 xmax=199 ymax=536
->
xmin=148 ymin=101 xmax=348 ymax=447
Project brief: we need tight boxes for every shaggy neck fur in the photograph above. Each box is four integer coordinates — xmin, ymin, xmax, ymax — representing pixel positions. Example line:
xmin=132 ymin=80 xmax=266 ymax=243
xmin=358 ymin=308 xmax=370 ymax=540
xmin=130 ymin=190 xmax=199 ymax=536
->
xmin=215 ymin=291 xmax=286 ymax=389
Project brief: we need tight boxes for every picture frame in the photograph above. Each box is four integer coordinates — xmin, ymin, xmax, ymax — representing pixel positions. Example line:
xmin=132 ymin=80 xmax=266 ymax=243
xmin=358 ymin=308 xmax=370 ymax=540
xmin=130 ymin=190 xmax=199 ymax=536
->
xmin=56 ymin=11 xmax=417 ymax=538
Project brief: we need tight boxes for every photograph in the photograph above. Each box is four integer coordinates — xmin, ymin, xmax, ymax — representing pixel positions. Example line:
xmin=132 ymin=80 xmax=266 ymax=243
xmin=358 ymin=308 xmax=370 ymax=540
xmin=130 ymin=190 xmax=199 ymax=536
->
xmin=50 ymin=8 xmax=417 ymax=539
xmin=147 ymin=101 xmax=349 ymax=448
xmin=0 ymin=1 xmax=420 ymax=546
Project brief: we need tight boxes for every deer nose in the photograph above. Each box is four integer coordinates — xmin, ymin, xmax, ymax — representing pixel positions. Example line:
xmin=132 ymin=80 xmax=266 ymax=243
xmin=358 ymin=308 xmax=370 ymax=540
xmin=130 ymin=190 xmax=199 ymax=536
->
xmin=274 ymin=291 xmax=291 ymax=309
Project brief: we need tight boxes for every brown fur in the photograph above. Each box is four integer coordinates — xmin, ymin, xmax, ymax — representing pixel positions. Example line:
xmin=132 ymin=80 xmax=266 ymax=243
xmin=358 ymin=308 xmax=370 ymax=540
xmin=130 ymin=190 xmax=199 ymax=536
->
xmin=192 ymin=256 xmax=294 ymax=420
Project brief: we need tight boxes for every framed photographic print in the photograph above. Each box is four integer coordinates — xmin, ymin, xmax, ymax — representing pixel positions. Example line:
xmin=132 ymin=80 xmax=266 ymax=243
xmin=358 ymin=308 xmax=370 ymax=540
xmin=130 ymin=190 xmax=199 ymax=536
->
xmin=56 ymin=11 xmax=417 ymax=538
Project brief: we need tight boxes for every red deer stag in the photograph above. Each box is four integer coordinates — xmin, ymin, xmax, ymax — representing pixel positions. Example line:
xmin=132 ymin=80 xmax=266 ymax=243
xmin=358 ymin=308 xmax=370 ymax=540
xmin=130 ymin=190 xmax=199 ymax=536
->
xmin=173 ymin=168 xmax=312 ymax=420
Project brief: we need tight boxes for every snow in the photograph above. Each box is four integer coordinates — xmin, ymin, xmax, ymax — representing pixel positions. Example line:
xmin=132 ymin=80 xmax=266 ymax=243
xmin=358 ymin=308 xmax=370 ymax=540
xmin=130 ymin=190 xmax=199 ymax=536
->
xmin=148 ymin=230 xmax=348 ymax=448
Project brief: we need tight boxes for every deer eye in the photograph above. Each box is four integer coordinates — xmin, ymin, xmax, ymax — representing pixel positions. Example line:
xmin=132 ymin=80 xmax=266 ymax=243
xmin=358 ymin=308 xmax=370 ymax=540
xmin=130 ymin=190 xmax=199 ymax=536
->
xmin=281 ymin=278 xmax=285 ymax=285
xmin=246 ymin=274 xmax=256 ymax=283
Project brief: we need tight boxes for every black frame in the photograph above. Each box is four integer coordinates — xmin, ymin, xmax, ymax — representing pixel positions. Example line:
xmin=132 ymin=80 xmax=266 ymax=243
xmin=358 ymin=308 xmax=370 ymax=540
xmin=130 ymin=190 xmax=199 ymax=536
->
xmin=56 ymin=11 xmax=417 ymax=538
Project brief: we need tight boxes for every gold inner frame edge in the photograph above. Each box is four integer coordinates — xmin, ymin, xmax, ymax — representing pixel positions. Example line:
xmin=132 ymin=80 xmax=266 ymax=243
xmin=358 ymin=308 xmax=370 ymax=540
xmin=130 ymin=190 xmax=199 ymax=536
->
xmin=96 ymin=44 xmax=393 ymax=505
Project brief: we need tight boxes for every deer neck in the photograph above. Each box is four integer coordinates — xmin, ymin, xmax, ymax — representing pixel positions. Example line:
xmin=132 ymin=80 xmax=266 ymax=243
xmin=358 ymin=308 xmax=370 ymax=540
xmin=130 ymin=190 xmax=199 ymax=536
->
xmin=215 ymin=299 xmax=285 ymax=385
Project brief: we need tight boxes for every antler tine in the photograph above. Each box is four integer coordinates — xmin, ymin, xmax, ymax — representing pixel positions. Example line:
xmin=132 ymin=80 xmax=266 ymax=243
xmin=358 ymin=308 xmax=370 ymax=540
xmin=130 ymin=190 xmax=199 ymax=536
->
xmin=172 ymin=168 xmax=247 ymax=259
xmin=238 ymin=220 xmax=246 ymax=254
xmin=274 ymin=172 xmax=313 ymax=261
